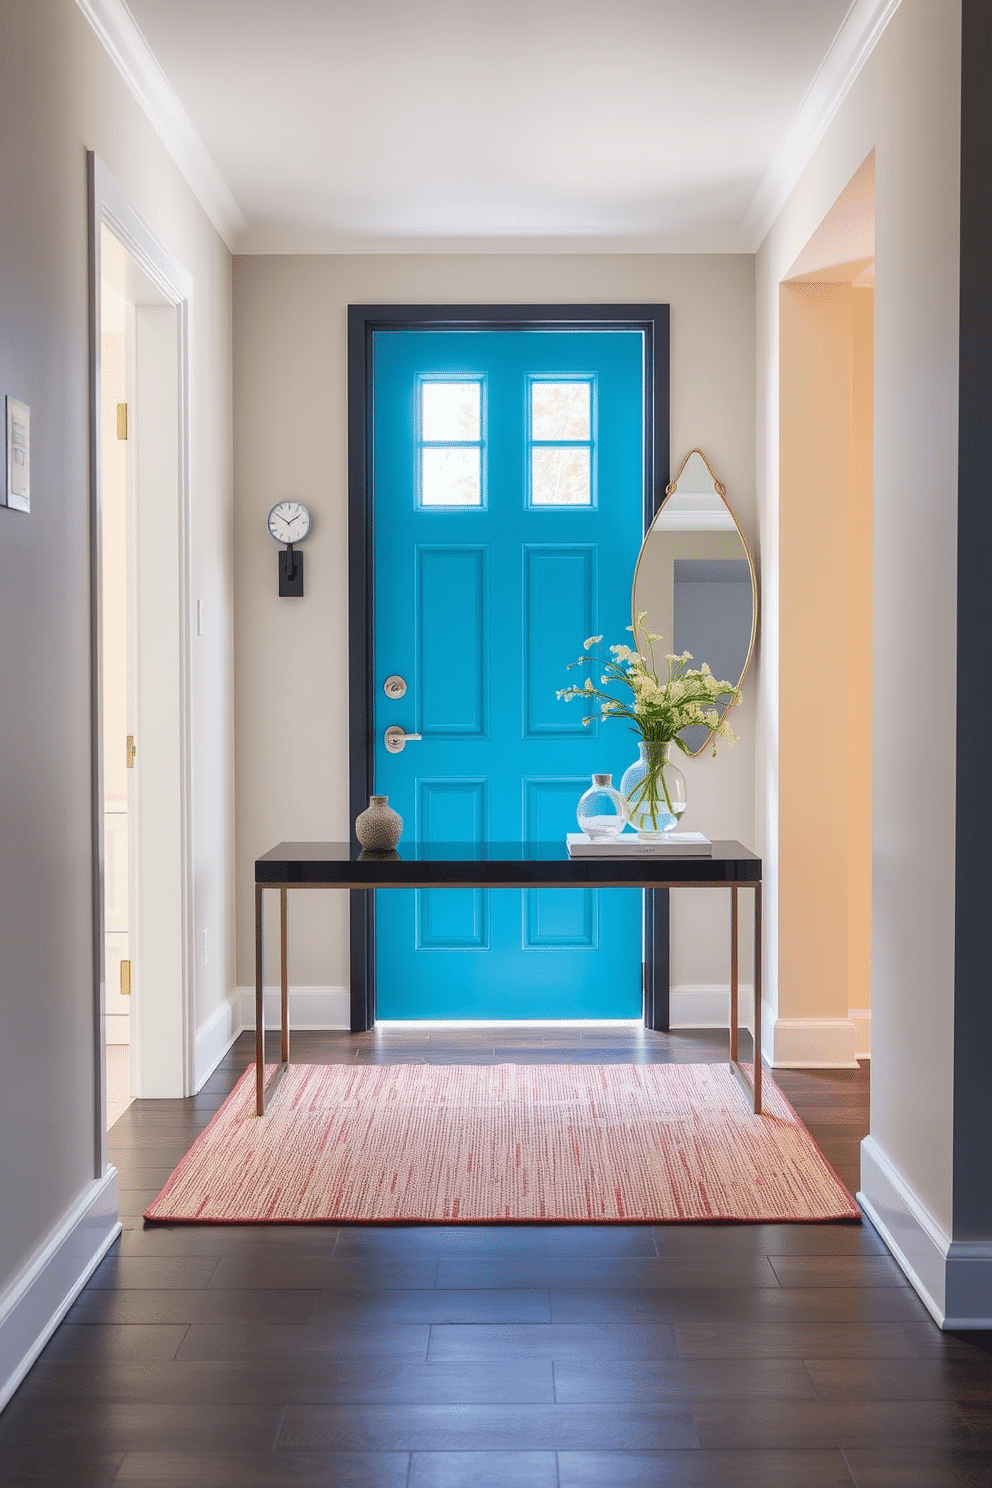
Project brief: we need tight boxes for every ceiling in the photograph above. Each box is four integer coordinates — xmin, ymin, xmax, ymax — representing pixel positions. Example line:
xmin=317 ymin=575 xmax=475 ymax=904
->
xmin=90 ymin=0 xmax=894 ymax=253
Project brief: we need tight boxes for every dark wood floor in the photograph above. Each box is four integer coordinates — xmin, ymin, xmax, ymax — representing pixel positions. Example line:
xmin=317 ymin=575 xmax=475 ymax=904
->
xmin=3 ymin=1026 xmax=991 ymax=1487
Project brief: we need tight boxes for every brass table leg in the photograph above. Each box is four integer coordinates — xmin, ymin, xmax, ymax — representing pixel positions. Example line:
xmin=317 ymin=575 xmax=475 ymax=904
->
xmin=255 ymin=882 xmax=265 ymax=1115
xmin=729 ymin=880 xmax=762 ymax=1114
xmin=280 ymin=886 xmax=289 ymax=1065
xmin=753 ymin=880 xmax=763 ymax=1114
xmin=255 ymin=882 xmax=291 ymax=1116
xmin=729 ymin=886 xmax=739 ymax=1064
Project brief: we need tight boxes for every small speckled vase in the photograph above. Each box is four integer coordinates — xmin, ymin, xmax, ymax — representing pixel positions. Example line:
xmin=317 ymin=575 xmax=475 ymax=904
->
xmin=355 ymin=794 xmax=403 ymax=850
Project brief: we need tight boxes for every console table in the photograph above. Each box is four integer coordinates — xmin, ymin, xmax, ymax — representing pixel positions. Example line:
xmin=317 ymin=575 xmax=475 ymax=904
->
xmin=254 ymin=840 xmax=762 ymax=1117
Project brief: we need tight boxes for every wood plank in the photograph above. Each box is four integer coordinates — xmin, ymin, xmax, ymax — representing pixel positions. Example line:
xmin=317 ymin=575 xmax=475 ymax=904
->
xmin=10 ymin=1025 xmax=987 ymax=1488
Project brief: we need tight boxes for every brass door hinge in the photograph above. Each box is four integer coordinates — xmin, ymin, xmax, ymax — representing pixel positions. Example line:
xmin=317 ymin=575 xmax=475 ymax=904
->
xmin=117 ymin=403 xmax=128 ymax=440
xmin=126 ymin=735 xmax=136 ymax=769
xmin=120 ymin=959 xmax=132 ymax=996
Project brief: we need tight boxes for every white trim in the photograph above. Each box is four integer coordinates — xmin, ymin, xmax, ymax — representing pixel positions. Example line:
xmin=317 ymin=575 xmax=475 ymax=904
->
xmin=375 ymin=1019 xmax=645 ymax=1030
xmin=75 ymin=0 xmax=245 ymax=249
xmin=859 ymin=1137 xmax=992 ymax=1330
xmin=239 ymin=984 xmax=352 ymax=1031
xmin=670 ymin=982 xmax=754 ymax=1030
xmin=770 ymin=1016 xmax=859 ymax=1068
xmin=74 ymin=0 xmax=899 ymax=260
xmin=849 ymin=1007 xmax=872 ymax=1059
xmin=0 ymin=1171 xmax=121 ymax=1414
xmin=92 ymin=156 xmax=193 ymax=304
xmin=194 ymin=991 xmax=243 ymax=1091
xmin=235 ymin=226 xmax=754 ymax=257
xmin=742 ymin=0 xmax=903 ymax=249
xmin=90 ymin=154 xmax=197 ymax=1103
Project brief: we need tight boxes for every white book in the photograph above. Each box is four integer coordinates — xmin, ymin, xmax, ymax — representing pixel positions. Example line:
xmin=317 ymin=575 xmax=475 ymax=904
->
xmin=566 ymin=832 xmax=713 ymax=858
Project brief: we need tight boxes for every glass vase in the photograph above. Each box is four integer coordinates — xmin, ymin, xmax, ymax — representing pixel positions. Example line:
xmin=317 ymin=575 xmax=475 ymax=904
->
xmin=620 ymin=741 xmax=686 ymax=838
xmin=576 ymin=773 xmax=629 ymax=840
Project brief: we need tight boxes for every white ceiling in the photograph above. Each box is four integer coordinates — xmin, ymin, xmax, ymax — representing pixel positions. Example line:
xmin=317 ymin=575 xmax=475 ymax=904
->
xmin=89 ymin=0 xmax=894 ymax=253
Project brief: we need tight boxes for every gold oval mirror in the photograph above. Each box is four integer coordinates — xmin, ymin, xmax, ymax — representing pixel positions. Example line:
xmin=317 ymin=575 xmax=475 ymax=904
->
xmin=631 ymin=449 xmax=757 ymax=757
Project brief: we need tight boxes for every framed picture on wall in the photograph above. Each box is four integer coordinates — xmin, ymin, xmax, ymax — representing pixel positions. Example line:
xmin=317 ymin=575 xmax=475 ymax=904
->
xmin=5 ymin=396 xmax=30 ymax=513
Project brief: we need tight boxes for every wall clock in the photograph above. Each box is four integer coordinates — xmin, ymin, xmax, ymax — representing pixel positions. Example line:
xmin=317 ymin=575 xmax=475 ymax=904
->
xmin=267 ymin=501 xmax=311 ymax=596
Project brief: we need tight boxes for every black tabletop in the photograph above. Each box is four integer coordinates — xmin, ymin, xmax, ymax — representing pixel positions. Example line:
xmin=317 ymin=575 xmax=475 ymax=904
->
xmin=255 ymin=840 xmax=761 ymax=887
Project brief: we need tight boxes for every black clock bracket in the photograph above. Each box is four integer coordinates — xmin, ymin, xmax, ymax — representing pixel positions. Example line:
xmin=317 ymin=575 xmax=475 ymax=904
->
xmin=279 ymin=544 xmax=304 ymax=597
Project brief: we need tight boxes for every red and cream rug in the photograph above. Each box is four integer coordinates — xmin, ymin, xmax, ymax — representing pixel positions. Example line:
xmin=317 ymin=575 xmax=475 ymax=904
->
xmin=143 ymin=1062 xmax=859 ymax=1225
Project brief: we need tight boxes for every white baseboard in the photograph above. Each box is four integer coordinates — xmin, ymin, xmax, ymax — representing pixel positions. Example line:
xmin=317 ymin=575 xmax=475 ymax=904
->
xmin=669 ymin=983 xmax=753 ymax=1030
xmin=849 ymin=1007 xmax=872 ymax=1059
xmin=770 ymin=1016 xmax=859 ymax=1068
xmin=238 ymin=984 xmax=350 ymax=1031
xmin=0 ymin=1168 xmax=121 ymax=1414
xmin=859 ymin=1136 xmax=992 ymax=1329
xmin=195 ymin=990 xmax=244 ymax=1091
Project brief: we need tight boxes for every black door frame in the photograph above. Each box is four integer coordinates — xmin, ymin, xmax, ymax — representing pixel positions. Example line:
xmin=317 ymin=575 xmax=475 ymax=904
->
xmin=347 ymin=302 xmax=671 ymax=1032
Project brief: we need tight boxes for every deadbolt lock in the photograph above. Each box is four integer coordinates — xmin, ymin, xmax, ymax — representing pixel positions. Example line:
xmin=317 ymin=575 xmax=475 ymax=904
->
xmin=383 ymin=675 xmax=407 ymax=699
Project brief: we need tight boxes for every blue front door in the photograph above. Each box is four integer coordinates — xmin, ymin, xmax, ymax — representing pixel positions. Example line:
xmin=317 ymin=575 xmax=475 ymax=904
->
xmin=373 ymin=328 xmax=643 ymax=1019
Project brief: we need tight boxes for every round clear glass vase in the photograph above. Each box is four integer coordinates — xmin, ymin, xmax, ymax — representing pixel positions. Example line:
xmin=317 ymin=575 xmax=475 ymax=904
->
xmin=576 ymin=774 xmax=629 ymax=840
xmin=620 ymin=741 xmax=687 ymax=837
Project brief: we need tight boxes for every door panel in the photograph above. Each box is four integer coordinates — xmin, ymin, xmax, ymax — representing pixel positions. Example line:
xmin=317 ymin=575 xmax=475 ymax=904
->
xmin=416 ymin=778 xmax=489 ymax=951
xmin=372 ymin=328 xmax=643 ymax=1019
xmin=523 ymin=776 xmax=597 ymax=951
xmin=524 ymin=545 xmax=596 ymax=736
xmin=419 ymin=547 xmax=487 ymax=735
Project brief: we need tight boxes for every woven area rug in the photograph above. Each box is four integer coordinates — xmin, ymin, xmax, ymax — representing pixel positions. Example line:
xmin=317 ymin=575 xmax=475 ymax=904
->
xmin=143 ymin=1063 xmax=858 ymax=1225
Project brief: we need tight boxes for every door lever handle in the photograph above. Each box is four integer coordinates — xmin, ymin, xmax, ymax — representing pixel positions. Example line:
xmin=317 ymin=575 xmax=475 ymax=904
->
xmin=384 ymin=725 xmax=423 ymax=754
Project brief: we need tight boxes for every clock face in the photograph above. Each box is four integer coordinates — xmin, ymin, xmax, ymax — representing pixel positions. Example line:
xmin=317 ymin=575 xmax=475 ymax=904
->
xmin=267 ymin=501 xmax=311 ymax=544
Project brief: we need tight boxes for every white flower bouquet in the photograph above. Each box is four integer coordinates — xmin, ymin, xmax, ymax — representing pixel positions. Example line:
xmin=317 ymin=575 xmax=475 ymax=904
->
xmin=558 ymin=613 xmax=741 ymax=831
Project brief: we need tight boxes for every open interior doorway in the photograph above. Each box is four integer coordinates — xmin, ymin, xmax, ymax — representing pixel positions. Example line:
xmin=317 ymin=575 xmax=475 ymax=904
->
xmin=776 ymin=151 xmax=874 ymax=1067
xmin=99 ymin=234 xmax=138 ymax=1128
xmin=90 ymin=155 xmax=196 ymax=1157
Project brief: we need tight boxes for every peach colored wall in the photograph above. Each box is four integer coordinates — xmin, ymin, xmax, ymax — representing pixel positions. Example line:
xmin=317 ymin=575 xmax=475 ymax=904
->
xmin=848 ymin=287 xmax=873 ymax=1017
xmin=777 ymin=281 xmax=873 ymax=1034
xmin=778 ymin=282 xmax=857 ymax=1028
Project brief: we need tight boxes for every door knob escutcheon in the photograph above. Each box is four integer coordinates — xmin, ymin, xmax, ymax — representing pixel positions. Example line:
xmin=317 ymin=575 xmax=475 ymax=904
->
xmin=384 ymin=725 xmax=422 ymax=754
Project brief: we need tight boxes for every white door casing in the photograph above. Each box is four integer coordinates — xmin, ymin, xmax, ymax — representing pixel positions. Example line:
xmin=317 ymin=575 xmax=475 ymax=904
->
xmin=89 ymin=154 xmax=195 ymax=1170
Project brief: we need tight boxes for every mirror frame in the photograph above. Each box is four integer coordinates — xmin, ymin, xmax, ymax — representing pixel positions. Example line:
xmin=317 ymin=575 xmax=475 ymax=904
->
xmin=631 ymin=448 xmax=759 ymax=758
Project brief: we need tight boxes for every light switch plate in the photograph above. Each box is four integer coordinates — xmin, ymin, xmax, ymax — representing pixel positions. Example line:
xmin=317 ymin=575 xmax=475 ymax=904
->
xmin=5 ymin=396 xmax=30 ymax=513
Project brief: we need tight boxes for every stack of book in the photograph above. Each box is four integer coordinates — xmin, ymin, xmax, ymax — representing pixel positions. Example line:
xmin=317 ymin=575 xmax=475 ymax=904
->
xmin=566 ymin=832 xmax=712 ymax=858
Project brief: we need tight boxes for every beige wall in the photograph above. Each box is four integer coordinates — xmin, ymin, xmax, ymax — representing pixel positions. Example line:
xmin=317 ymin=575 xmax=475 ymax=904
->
xmin=0 ymin=0 xmax=233 ymax=1296
xmin=232 ymin=254 xmax=756 ymax=998
xmin=757 ymin=0 xmax=961 ymax=1228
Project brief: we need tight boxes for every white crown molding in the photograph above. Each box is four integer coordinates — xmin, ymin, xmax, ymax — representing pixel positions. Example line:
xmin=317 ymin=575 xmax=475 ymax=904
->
xmin=75 ymin=0 xmax=246 ymax=250
xmin=234 ymin=226 xmax=754 ymax=257
xmin=742 ymin=0 xmax=903 ymax=250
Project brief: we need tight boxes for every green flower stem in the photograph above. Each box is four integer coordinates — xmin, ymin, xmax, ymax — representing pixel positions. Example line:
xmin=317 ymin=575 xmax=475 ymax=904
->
xmin=627 ymin=742 xmax=673 ymax=829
